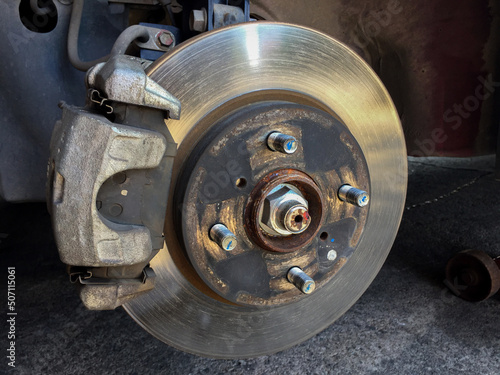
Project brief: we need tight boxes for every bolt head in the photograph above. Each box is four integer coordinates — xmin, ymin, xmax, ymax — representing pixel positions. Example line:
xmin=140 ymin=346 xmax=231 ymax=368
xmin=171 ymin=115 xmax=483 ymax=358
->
xmin=327 ymin=250 xmax=337 ymax=261
xmin=190 ymin=9 xmax=207 ymax=32
xmin=158 ymin=32 xmax=174 ymax=47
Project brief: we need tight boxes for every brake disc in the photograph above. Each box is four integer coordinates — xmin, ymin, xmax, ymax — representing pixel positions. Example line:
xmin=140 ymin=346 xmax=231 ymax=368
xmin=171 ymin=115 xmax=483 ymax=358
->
xmin=124 ymin=22 xmax=407 ymax=358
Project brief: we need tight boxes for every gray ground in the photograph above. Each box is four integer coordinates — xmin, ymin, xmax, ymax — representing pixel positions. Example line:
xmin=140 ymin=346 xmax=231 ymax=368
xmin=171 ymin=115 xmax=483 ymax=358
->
xmin=1 ymin=156 xmax=499 ymax=375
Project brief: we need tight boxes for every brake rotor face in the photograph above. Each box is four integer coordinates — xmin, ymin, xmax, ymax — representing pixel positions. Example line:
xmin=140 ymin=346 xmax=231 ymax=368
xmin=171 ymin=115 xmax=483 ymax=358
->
xmin=124 ymin=22 xmax=407 ymax=358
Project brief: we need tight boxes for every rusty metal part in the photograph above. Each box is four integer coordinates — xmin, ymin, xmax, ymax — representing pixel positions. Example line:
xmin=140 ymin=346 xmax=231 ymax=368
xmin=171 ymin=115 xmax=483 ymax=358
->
xmin=246 ymin=169 xmax=324 ymax=253
xmin=133 ymin=27 xmax=176 ymax=51
xmin=124 ymin=23 xmax=407 ymax=358
xmin=173 ymin=101 xmax=369 ymax=308
xmin=157 ymin=31 xmax=174 ymax=47
xmin=445 ymin=249 xmax=500 ymax=302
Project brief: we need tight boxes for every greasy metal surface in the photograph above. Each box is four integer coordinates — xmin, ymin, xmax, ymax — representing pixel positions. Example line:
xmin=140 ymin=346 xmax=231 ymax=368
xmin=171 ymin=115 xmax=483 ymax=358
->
xmin=49 ymin=105 xmax=167 ymax=267
xmin=250 ymin=0 xmax=499 ymax=158
xmin=445 ymin=249 xmax=500 ymax=302
xmin=124 ymin=22 xmax=407 ymax=358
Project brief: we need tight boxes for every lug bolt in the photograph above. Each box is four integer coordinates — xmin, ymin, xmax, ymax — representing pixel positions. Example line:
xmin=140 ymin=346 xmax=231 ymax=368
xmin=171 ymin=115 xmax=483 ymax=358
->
xmin=287 ymin=267 xmax=316 ymax=294
xmin=338 ymin=184 xmax=369 ymax=207
xmin=267 ymin=132 xmax=298 ymax=154
xmin=209 ymin=224 xmax=237 ymax=251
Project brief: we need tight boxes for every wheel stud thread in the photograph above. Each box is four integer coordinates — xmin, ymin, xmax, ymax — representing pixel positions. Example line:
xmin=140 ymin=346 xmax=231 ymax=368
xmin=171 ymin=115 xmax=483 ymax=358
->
xmin=287 ymin=267 xmax=316 ymax=294
xmin=267 ymin=132 xmax=298 ymax=154
xmin=209 ymin=224 xmax=237 ymax=251
xmin=338 ymin=185 xmax=369 ymax=207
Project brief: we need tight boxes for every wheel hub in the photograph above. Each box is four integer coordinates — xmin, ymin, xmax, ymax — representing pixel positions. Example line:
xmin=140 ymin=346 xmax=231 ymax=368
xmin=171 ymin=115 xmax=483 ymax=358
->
xmin=176 ymin=102 xmax=370 ymax=306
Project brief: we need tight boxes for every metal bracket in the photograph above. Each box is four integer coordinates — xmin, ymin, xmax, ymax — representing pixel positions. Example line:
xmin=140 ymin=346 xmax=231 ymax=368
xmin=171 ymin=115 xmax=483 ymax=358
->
xmin=86 ymin=55 xmax=181 ymax=119
xmin=77 ymin=267 xmax=157 ymax=310
xmin=207 ymin=0 xmax=250 ymax=31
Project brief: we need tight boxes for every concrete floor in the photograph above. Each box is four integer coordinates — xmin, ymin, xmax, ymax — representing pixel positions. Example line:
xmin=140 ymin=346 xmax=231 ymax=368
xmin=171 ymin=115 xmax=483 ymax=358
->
xmin=1 ymin=156 xmax=499 ymax=374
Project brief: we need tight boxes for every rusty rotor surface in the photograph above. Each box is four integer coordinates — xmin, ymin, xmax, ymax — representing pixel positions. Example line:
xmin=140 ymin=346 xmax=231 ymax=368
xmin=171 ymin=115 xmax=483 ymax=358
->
xmin=124 ymin=22 xmax=407 ymax=358
xmin=175 ymin=101 xmax=369 ymax=306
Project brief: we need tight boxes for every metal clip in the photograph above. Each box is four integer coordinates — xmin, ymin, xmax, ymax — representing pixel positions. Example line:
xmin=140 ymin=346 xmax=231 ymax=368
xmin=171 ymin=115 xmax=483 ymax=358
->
xmin=89 ymin=89 xmax=114 ymax=114
xmin=69 ymin=268 xmax=93 ymax=284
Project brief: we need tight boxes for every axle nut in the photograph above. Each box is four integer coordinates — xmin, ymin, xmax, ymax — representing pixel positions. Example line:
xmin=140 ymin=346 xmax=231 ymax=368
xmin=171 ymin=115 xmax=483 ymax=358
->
xmin=260 ymin=184 xmax=311 ymax=236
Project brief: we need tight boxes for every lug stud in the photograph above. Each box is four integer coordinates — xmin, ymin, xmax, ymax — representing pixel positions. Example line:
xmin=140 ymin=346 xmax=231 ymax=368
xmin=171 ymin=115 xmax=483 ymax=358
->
xmin=287 ymin=267 xmax=316 ymax=294
xmin=338 ymin=184 xmax=369 ymax=207
xmin=209 ymin=224 xmax=237 ymax=251
xmin=267 ymin=132 xmax=298 ymax=154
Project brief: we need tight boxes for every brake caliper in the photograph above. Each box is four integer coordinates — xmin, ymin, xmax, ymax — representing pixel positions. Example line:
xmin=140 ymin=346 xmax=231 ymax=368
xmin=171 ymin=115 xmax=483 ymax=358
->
xmin=48 ymin=55 xmax=180 ymax=309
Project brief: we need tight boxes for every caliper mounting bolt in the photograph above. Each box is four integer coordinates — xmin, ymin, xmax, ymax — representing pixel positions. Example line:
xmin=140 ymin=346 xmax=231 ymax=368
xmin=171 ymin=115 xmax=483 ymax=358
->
xmin=287 ymin=267 xmax=316 ymax=294
xmin=158 ymin=32 xmax=174 ymax=47
xmin=338 ymin=184 xmax=369 ymax=207
xmin=267 ymin=132 xmax=298 ymax=154
xmin=209 ymin=224 xmax=237 ymax=251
